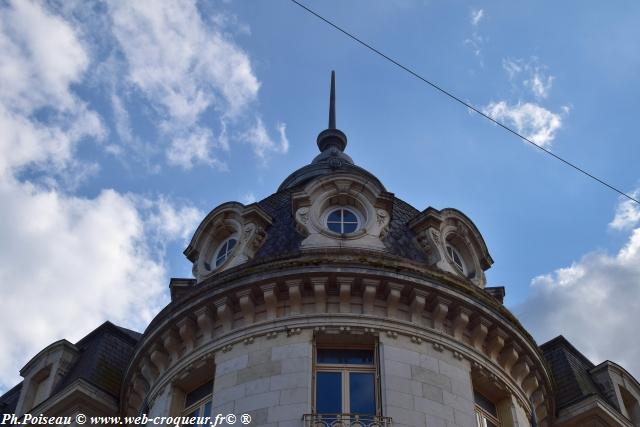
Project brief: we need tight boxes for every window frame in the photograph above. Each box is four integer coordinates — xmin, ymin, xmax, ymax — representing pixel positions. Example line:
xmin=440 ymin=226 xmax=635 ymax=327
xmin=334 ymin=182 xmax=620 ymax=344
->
xmin=325 ymin=207 xmax=361 ymax=235
xmin=446 ymin=244 xmax=466 ymax=274
xmin=182 ymin=380 xmax=213 ymax=426
xmin=312 ymin=343 xmax=381 ymax=417
xmin=473 ymin=391 xmax=501 ymax=427
xmin=213 ymin=236 xmax=238 ymax=269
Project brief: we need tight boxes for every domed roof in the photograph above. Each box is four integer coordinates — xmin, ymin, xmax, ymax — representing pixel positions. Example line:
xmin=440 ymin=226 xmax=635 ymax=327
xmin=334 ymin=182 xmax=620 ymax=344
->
xmin=186 ymin=71 xmax=492 ymax=288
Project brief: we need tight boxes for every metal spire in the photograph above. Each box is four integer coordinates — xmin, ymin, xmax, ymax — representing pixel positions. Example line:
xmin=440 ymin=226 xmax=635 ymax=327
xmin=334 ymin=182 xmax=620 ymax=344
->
xmin=329 ymin=70 xmax=336 ymax=129
xmin=315 ymin=70 xmax=348 ymax=160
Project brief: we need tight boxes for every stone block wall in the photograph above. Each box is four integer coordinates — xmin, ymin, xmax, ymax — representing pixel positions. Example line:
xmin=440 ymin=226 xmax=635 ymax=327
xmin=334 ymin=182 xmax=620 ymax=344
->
xmin=211 ymin=330 xmax=313 ymax=427
xmin=380 ymin=335 xmax=475 ymax=427
xmin=145 ymin=328 xmax=534 ymax=427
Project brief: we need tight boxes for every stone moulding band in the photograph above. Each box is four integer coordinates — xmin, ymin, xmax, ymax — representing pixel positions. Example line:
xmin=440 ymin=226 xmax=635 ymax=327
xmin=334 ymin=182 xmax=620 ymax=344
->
xmin=139 ymin=316 xmax=540 ymax=419
xmin=121 ymin=272 xmax=554 ymax=422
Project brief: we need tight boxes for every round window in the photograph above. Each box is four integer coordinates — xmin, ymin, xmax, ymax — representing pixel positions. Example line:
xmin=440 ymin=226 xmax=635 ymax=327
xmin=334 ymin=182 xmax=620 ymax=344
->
xmin=446 ymin=244 xmax=465 ymax=273
xmin=214 ymin=237 xmax=237 ymax=268
xmin=326 ymin=208 xmax=360 ymax=234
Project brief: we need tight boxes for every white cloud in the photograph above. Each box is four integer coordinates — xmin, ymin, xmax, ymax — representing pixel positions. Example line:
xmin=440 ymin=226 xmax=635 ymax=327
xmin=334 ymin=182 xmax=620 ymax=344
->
xmin=610 ymin=191 xmax=640 ymax=230
xmin=517 ymin=194 xmax=640 ymax=379
xmin=0 ymin=104 xmax=104 ymax=180
xmin=0 ymin=0 xmax=88 ymax=113
xmin=109 ymin=0 xmax=259 ymax=120
xmin=277 ymin=122 xmax=290 ymax=154
xmin=502 ymin=57 xmax=555 ymax=99
xmin=242 ymin=117 xmax=290 ymax=160
xmin=0 ymin=178 xmax=202 ymax=391
xmin=241 ymin=192 xmax=257 ymax=205
xmin=0 ymin=1 xmax=203 ymax=393
xmin=502 ymin=58 xmax=523 ymax=80
xmin=107 ymin=0 xmax=263 ymax=169
xmin=471 ymin=8 xmax=484 ymax=26
xmin=166 ymin=128 xmax=227 ymax=171
xmin=464 ymin=8 xmax=485 ymax=61
xmin=483 ymin=101 xmax=562 ymax=148
xmin=526 ymin=72 xmax=554 ymax=99
xmin=0 ymin=0 xmax=104 ymax=180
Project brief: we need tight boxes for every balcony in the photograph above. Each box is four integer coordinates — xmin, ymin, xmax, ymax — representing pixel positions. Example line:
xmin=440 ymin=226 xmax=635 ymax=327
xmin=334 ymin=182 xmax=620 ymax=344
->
xmin=303 ymin=414 xmax=392 ymax=427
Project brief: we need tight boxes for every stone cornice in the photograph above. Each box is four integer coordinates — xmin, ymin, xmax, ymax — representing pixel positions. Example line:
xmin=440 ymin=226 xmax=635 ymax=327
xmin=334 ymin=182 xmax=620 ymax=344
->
xmin=120 ymin=259 xmax=555 ymax=422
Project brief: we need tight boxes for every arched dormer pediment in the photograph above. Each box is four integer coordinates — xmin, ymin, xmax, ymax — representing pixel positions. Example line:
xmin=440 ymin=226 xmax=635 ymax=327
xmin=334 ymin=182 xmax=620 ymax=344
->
xmin=409 ymin=207 xmax=493 ymax=287
xmin=591 ymin=360 xmax=640 ymax=423
xmin=292 ymin=172 xmax=394 ymax=251
xmin=16 ymin=339 xmax=78 ymax=415
xmin=184 ymin=202 xmax=272 ymax=282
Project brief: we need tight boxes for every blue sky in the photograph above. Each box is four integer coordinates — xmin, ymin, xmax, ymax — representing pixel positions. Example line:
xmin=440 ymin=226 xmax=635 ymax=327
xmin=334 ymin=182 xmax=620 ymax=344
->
xmin=1 ymin=0 xmax=639 ymax=392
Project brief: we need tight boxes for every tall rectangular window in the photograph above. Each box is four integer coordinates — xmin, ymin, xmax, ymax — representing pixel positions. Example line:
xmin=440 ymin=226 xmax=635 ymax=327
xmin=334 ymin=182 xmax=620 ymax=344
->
xmin=314 ymin=347 xmax=379 ymax=417
xmin=474 ymin=390 xmax=501 ymax=427
xmin=183 ymin=380 xmax=213 ymax=427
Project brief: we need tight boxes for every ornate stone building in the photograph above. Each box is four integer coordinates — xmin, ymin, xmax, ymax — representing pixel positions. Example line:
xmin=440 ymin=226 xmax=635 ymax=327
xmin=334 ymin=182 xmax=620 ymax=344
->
xmin=2 ymin=73 xmax=640 ymax=427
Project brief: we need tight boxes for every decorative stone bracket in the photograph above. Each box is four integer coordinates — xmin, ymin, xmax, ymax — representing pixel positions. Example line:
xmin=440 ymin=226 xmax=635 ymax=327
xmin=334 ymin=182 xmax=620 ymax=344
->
xmin=123 ymin=274 xmax=552 ymax=423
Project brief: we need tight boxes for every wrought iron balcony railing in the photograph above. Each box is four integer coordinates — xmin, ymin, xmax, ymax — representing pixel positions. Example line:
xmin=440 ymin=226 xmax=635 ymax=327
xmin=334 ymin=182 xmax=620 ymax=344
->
xmin=303 ymin=414 xmax=392 ymax=427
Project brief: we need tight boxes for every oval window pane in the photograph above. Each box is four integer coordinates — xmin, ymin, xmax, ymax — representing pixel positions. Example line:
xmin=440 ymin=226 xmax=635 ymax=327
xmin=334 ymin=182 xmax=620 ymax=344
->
xmin=328 ymin=210 xmax=342 ymax=222
xmin=227 ymin=238 xmax=237 ymax=250
xmin=215 ymin=255 xmax=226 ymax=267
xmin=327 ymin=222 xmax=342 ymax=233
xmin=343 ymin=222 xmax=358 ymax=233
xmin=342 ymin=210 xmax=357 ymax=222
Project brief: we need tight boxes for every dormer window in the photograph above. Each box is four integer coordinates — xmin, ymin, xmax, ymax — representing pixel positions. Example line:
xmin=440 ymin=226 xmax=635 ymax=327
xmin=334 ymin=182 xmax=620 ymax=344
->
xmin=326 ymin=208 xmax=360 ymax=234
xmin=446 ymin=244 xmax=465 ymax=273
xmin=214 ymin=237 xmax=237 ymax=268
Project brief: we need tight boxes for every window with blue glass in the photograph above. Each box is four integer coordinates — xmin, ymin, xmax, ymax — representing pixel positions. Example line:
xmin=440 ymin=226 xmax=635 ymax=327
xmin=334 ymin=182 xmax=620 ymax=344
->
xmin=183 ymin=380 xmax=213 ymax=427
xmin=326 ymin=208 xmax=360 ymax=234
xmin=314 ymin=348 xmax=378 ymax=417
xmin=214 ymin=237 xmax=237 ymax=268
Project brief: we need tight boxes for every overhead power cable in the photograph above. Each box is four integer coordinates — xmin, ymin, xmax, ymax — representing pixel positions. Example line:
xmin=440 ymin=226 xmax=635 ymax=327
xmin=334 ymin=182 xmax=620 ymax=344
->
xmin=289 ymin=0 xmax=640 ymax=205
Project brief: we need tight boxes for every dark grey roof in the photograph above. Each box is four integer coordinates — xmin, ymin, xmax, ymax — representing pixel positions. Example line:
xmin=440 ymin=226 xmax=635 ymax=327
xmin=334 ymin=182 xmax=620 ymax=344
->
xmin=540 ymin=336 xmax=606 ymax=411
xmin=246 ymin=186 xmax=426 ymax=264
xmin=0 ymin=383 xmax=22 ymax=415
xmin=0 ymin=321 xmax=141 ymax=409
xmin=253 ymin=188 xmax=305 ymax=260
xmin=278 ymin=161 xmax=385 ymax=192
xmin=55 ymin=321 xmax=141 ymax=398
xmin=381 ymin=197 xmax=427 ymax=262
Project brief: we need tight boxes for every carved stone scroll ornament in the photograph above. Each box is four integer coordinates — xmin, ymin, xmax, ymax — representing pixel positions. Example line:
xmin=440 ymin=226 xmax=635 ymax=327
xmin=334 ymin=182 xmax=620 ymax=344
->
xmin=242 ymin=222 xmax=267 ymax=257
xmin=376 ymin=209 xmax=390 ymax=238
xmin=416 ymin=228 xmax=442 ymax=265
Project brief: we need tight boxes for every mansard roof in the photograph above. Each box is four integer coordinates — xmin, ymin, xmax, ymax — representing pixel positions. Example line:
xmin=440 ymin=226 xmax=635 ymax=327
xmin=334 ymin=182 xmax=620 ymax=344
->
xmin=541 ymin=336 xmax=604 ymax=411
xmin=0 ymin=321 xmax=141 ymax=410
xmin=0 ymin=383 xmax=21 ymax=415
xmin=53 ymin=322 xmax=140 ymax=398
